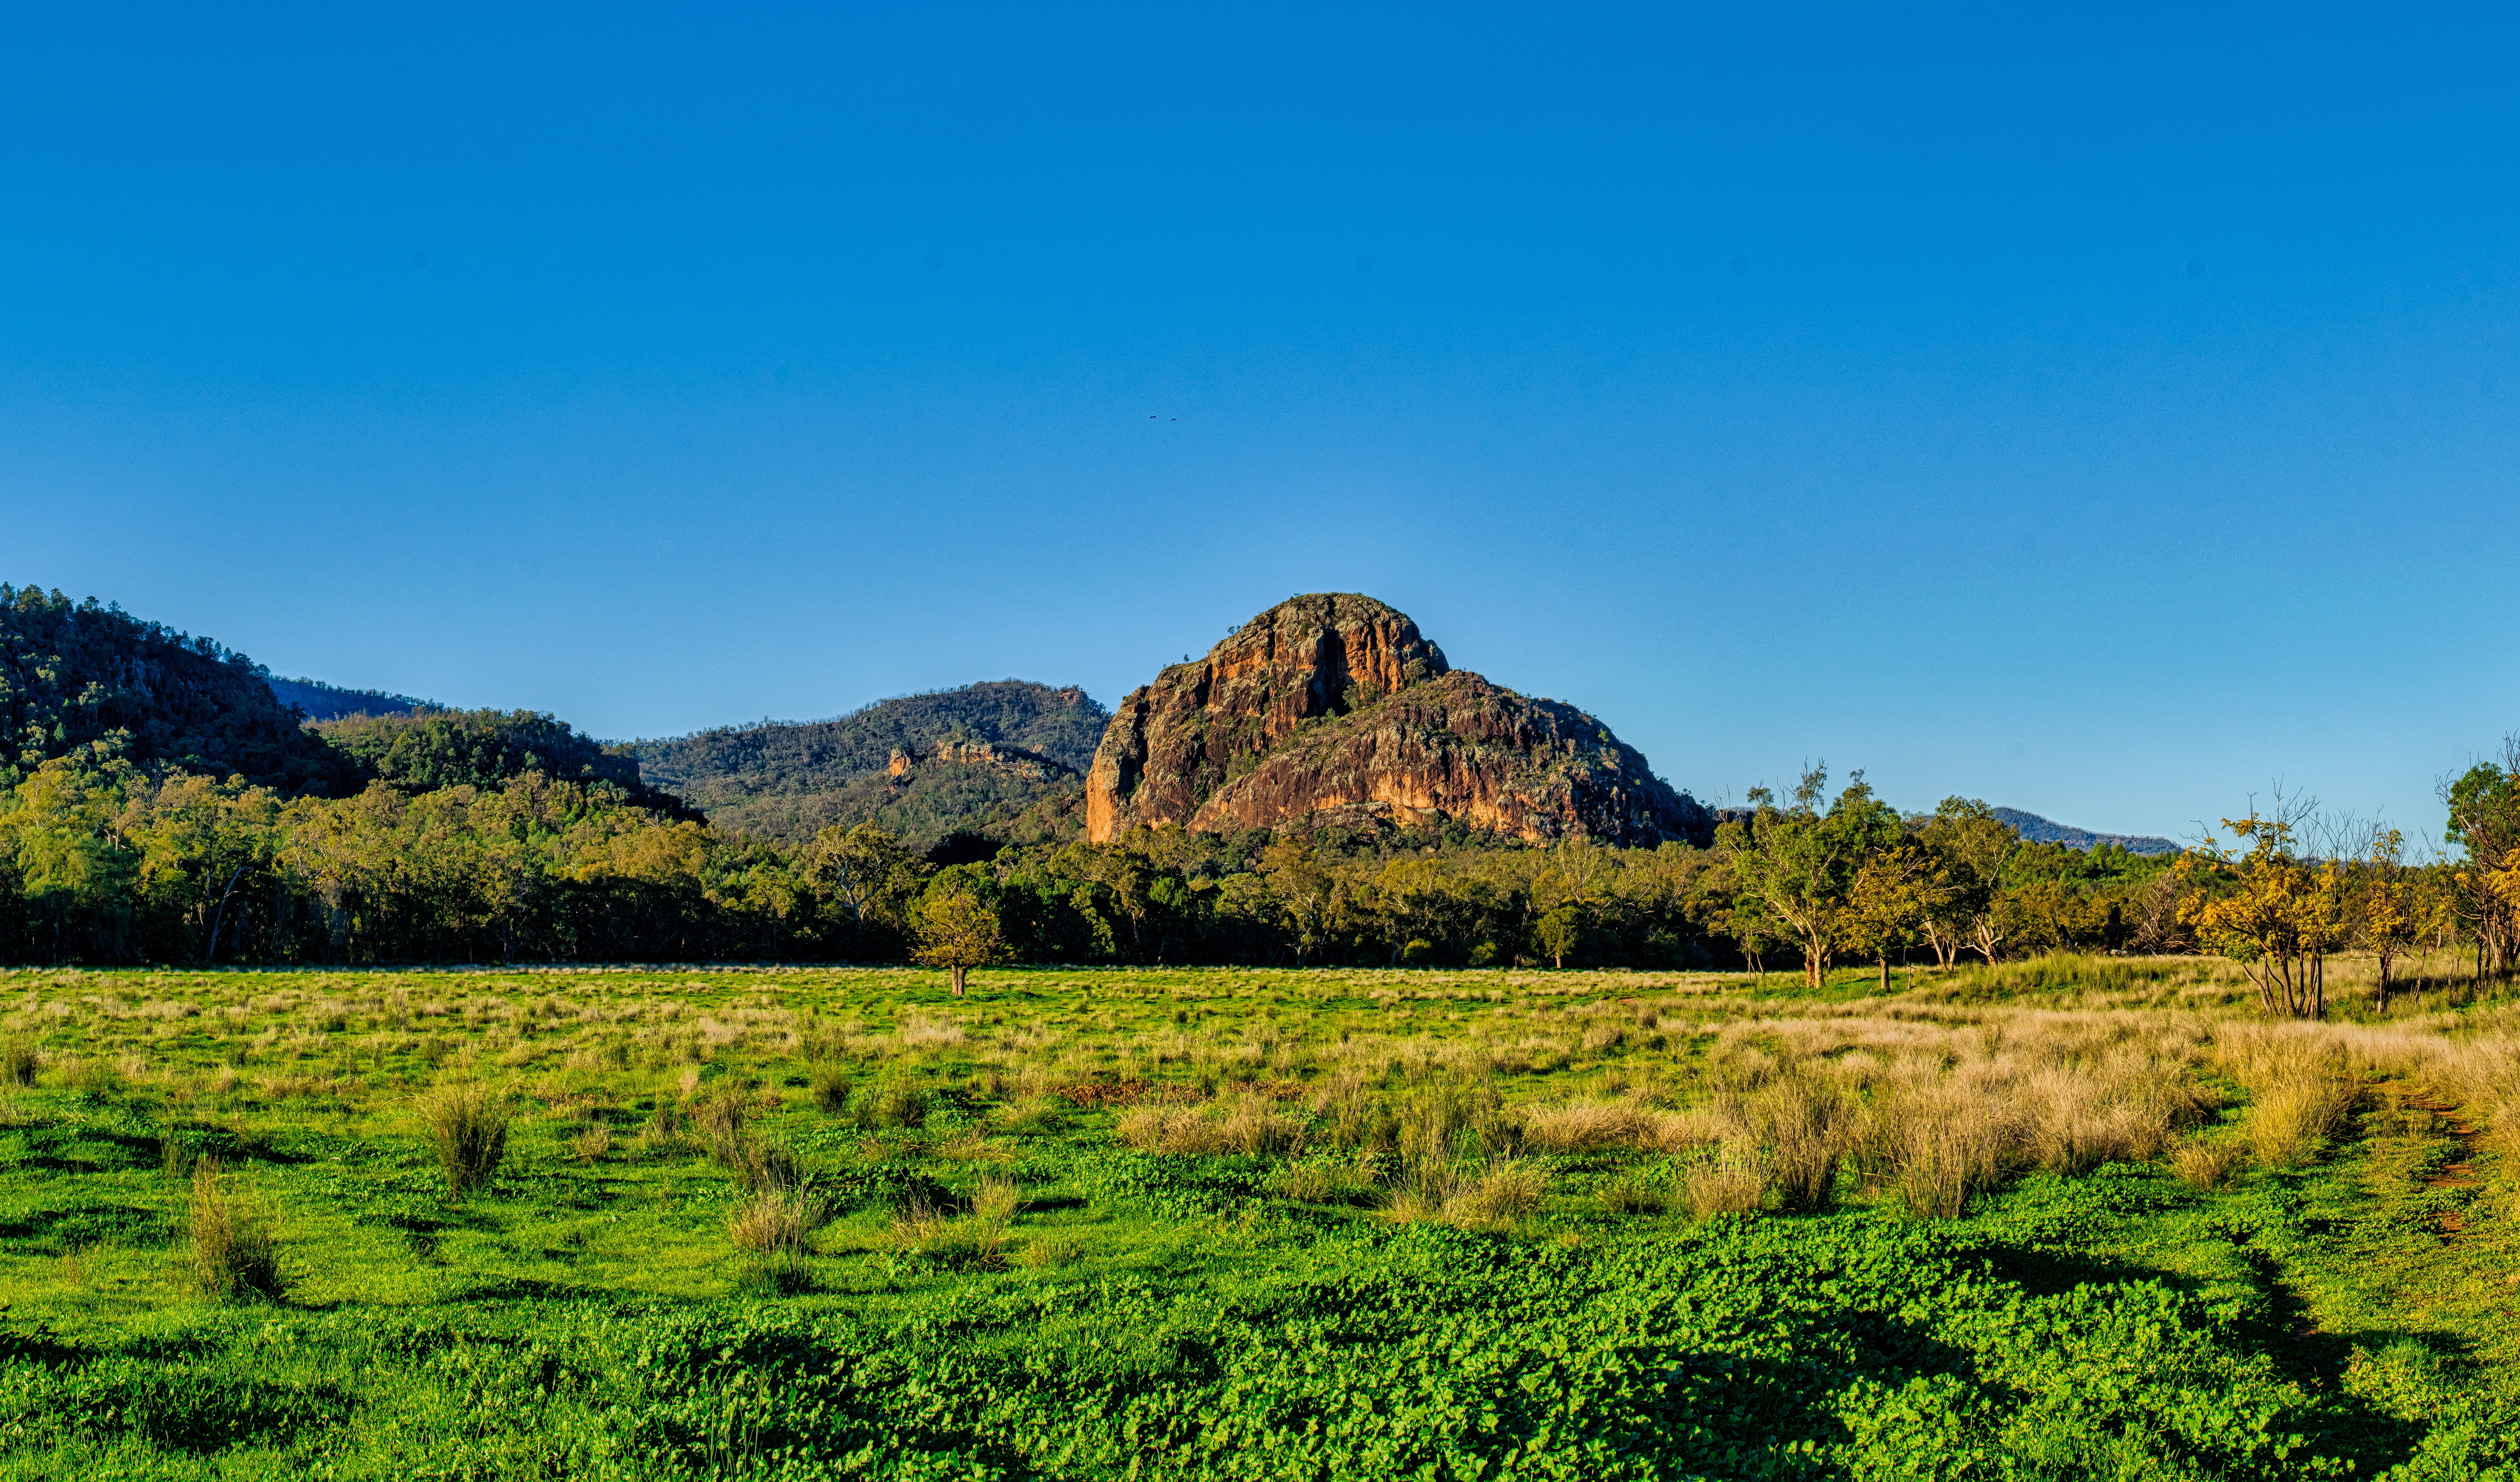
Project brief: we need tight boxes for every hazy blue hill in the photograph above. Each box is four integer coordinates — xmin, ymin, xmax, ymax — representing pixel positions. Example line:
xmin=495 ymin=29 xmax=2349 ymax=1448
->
xmin=267 ymin=676 xmax=429 ymax=720
xmin=631 ymin=680 xmax=1106 ymax=848
xmin=1994 ymin=807 xmax=2178 ymax=855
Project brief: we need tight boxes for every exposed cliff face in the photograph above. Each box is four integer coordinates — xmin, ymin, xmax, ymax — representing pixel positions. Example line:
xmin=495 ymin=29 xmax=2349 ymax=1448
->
xmin=1086 ymin=593 xmax=1707 ymax=845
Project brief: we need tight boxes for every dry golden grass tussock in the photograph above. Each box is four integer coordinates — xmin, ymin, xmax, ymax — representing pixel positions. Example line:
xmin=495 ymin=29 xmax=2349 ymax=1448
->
xmin=689 ymin=1083 xmax=752 ymax=1166
xmin=885 ymin=1199 xmax=1008 ymax=1270
xmin=971 ymin=1174 xmax=1022 ymax=1223
xmin=1683 ymin=1142 xmax=1766 ymax=1218
xmin=1521 ymin=1101 xmax=1668 ymax=1153
xmin=2245 ymin=1069 xmax=2359 ymax=1170
xmin=727 ymin=1183 xmax=828 ymax=1255
xmin=188 ymin=1160 xmax=283 ymax=1301
xmin=2171 ymin=1137 xmax=2245 ymax=1190
xmin=1379 ymin=1159 xmax=1543 ymax=1230
xmin=1745 ymin=1074 xmax=1847 ymax=1212
xmin=898 ymin=1014 xmax=968 ymax=1049
xmin=2015 ymin=1053 xmax=2202 ymax=1175
xmin=1115 ymin=1104 xmax=1228 ymax=1155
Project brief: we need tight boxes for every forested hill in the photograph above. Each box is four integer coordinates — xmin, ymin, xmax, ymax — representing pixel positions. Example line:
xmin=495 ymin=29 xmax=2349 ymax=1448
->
xmin=314 ymin=708 xmax=694 ymax=816
xmin=631 ymin=680 xmax=1106 ymax=848
xmin=266 ymin=676 xmax=428 ymax=720
xmin=0 ymin=584 xmax=348 ymax=792
xmin=1993 ymin=807 xmax=2178 ymax=855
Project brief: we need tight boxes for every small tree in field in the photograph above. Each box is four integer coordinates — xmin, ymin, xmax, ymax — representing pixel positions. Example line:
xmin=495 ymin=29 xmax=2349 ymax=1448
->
xmin=2181 ymin=810 xmax=2345 ymax=1019
xmin=1848 ymin=843 xmax=1937 ymax=992
xmin=2353 ymin=826 xmax=2451 ymax=1011
xmin=1717 ymin=764 xmax=1903 ymax=989
xmin=1535 ymin=905 xmax=1584 ymax=969
xmin=914 ymin=887 xmax=1010 ymax=996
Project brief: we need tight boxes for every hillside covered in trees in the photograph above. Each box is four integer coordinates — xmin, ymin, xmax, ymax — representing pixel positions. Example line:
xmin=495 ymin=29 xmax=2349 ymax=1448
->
xmin=0 ymin=585 xmax=350 ymax=794
xmin=630 ymin=680 xmax=1106 ymax=848
xmin=314 ymin=707 xmax=692 ymax=816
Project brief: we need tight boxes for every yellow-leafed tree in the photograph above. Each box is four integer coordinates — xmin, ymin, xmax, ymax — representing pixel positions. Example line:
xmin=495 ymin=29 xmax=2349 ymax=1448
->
xmin=2180 ymin=813 xmax=2346 ymax=1019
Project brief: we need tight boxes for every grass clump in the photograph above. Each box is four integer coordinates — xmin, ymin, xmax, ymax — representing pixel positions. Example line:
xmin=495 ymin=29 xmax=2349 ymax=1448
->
xmin=727 ymin=1183 xmax=829 ymax=1255
xmin=1383 ymin=1158 xmax=1544 ymax=1230
xmin=847 ymin=1071 xmax=929 ymax=1130
xmin=1523 ymin=1101 xmax=1664 ymax=1153
xmin=1267 ymin=1156 xmax=1356 ymax=1202
xmin=1599 ymin=1164 xmax=1672 ymax=1215
xmin=417 ymin=1083 xmax=510 ymax=1200
xmin=885 ymin=1199 xmax=1008 ymax=1272
xmin=1683 ymin=1143 xmax=1767 ymax=1218
xmin=0 ymin=1041 xmax=35 ymax=1088
xmin=2172 ymin=1136 xmax=2246 ymax=1190
xmin=187 ymin=1161 xmax=283 ymax=1302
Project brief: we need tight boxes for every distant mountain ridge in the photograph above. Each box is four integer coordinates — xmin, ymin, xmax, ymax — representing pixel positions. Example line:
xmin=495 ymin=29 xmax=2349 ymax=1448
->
xmin=1994 ymin=807 xmax=2177 ymax=855
xmin=267 ymin=676 xmax=430 ymax=720
xmin=630 ymin=680 xmax=1108 ymax=847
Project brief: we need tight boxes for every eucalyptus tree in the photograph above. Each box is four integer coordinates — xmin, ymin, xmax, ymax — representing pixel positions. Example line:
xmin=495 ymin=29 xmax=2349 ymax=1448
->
xmin=1717 ymin=764 xmax=1904 ymax=989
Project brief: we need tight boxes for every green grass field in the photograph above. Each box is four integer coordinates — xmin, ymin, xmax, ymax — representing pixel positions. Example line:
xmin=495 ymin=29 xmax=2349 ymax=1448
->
xmin=0 ymin=957 xmax=2513 ymax=1480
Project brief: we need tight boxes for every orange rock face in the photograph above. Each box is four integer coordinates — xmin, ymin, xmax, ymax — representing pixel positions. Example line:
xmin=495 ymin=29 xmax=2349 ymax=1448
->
xmin=1085 ymin=593 xmax=1706 ymax=845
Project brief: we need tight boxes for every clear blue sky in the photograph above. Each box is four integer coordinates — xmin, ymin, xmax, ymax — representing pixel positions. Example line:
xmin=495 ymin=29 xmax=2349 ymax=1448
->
xmin=7 ymin=3 xmax=2514 ymax=845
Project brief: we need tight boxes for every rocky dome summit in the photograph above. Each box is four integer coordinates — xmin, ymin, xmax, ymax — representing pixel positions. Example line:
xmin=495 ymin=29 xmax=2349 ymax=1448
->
xmin=1085 ymin=592 xmax=1709 ymax=845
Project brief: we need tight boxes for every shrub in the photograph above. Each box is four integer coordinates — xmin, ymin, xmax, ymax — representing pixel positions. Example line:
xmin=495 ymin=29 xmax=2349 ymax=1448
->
xmin=417 ymin=1084 xmax=510 ymax=1200
xmin=188 ymin=1161 xmax=283 ymax=1302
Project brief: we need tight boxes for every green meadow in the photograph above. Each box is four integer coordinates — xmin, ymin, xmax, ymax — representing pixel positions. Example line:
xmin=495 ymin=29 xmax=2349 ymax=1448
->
xmin=0 ymin=956 xmax=2514 ymax=1480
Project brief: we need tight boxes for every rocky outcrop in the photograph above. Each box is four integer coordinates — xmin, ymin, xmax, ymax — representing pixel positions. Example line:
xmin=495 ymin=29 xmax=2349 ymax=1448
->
xmin=1085 ymin=593 xmax=1707 ymax=845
